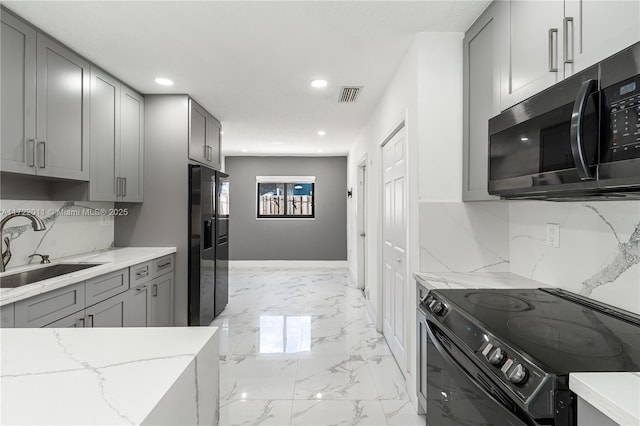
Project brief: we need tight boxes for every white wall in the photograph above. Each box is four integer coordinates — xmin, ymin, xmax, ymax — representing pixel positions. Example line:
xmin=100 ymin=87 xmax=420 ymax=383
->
xmin=0 ymin=200 xmax=114 ymax=270
xmin=347 ymin=32 xmax=464 ymax=410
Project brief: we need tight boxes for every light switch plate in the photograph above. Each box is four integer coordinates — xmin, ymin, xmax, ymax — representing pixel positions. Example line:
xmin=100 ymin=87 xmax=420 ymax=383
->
xmin=546 ymin=223 xmax=560 ymax=248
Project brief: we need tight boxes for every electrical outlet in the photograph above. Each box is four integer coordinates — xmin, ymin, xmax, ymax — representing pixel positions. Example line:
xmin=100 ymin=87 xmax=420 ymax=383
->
xmin=546 ymin=223 xmax=560 ymax=248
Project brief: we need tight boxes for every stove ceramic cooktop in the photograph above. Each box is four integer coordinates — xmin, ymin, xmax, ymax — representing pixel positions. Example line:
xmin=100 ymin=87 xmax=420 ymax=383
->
xmin=437 ymin=288 xmax=640 ymax=374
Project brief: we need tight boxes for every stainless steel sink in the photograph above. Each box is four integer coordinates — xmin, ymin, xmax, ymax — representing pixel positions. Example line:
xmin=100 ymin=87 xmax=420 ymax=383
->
xmin=0 ymin=264 xmax=102 ymax=289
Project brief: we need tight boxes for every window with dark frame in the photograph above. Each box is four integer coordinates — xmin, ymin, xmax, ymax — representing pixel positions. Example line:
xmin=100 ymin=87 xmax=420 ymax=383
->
xmin=257 ymin=181 xmax=315 ymax=218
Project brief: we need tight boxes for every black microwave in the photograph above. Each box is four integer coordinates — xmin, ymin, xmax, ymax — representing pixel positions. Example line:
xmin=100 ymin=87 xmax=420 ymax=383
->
xmin=488 ymin=42 xmax=640 ymax=199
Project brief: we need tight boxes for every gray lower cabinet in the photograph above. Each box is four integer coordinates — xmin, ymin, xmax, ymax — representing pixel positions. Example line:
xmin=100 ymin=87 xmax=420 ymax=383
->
xmin=85 ymin=268 xmax=130 ymax=307
xmin=44 ymin=310 xmax=85 ymax=328
xmin=44 ymin=291 xmax=131 ymax=328
xmin=149 ymin=273 xmax=174 ymax=327
xmin=0 ymin=9 xmax=90 ymax=181
xmin=462 ymin=1 xmax=505 ymax=201
xmin=14 ymin=282 xmax=85 ymax=328
xmin=1 ymin=303 xmax=15 ymax=328
xmin=9 ymin=256 xmax=174 ymax=329
xmin=126 ymin=284 xmax=149 ymax=327
xmin=85 ymin=291 xmax=130 ymax=327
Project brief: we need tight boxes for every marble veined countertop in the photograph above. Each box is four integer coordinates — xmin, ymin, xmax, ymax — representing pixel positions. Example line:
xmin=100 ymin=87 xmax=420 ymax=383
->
xmin=570 ymin=372 xmax=640 ymax=426
xmin=0 ymin=327 xmax=219 ymax=425
xmin=414 ymin=271 xmax=553 ymax=291
xmin=0 ymin=247 xmax=176 ymax=306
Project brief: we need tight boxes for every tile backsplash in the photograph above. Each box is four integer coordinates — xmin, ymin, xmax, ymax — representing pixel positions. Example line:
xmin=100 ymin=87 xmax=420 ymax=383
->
xmin=419 ymin=202 xmax=510 ymax=273
xmin=419 ymin=200 xmax=640 ymax=314
xmin=0 ymin=200 xmax=114 ymax=270
xmin=509 ymin=200 xmax=640 ymax=314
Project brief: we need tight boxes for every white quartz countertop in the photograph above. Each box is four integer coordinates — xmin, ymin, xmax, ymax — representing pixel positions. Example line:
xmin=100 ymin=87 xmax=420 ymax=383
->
xmin=0 ymin=327 xmax=218 ymax=425
xmin=570 ymin=372 xmax=640 ymax=426
xmin=414 ymin=271 xmax=553 ymax=291
xmin=0 ymin=247 xmax=176 ymax=306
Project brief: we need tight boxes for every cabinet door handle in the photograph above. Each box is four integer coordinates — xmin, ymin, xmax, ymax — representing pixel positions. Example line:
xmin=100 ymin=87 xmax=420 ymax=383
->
xmin=136 ymin=269 xmax=149 ymax=278
xmin=37 ymin=141 xmax=46 ymax=168
xmin=88 ymin=314 xmax=94 ymax=327
xmin=152 ymin=284 xmax=158 ymax=297
xmin=548 ymin=28 xmax=558 ymax=72
xmin=204 ymin=145 xmax=208 ymax=160
xmin=26 ymin=139 xmax=36 ymax=167
xmin=157 ymin=261 xmax=171 ymax=269
xmin=123 ymin=177 xmax=127 ymax=197
xmin=563 ymin=17 xmax=574 ymax=64
xmin=76 ymin=317 xmax=85 ymax=327
xmin=135 ymin=285 xmax=147 ymax=293
xmin=116 ymin=177 xmax=121 ymax=197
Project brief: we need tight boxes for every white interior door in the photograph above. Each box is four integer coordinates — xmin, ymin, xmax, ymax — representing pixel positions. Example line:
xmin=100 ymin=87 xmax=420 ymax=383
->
xmin=382 ymin=127 xmax=407 ymax=374
xmin=357 ymin=161 xmax=367 ymax=291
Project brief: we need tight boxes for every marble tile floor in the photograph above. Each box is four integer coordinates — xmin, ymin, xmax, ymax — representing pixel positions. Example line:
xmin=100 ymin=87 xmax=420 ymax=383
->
xmin=211 ymin=267 xmax=425 ymax=426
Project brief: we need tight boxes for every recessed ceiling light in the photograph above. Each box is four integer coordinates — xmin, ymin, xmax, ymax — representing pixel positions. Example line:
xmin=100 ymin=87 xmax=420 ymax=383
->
xmin=521 ymin=137 xmax=529 ymax=141
xmin=154 ymin=77 xmax=174 ymax=86
xmin=220 ymin=131 xmax=224 ymax=135
xmin=272 ymin=141 xmax=284 ymax=145
xmin=310 ymin=79 xmax=327 ymax=88
xmin=317 ymin=149 xmax=323 ymax=153
xmin=241 ymin=149 xmax=248 ymax=153
xmin=317 ymin=130 xmax=326 ymax=136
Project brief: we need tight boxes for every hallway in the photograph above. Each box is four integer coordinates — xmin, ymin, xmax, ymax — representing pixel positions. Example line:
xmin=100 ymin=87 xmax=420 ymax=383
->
xmin=213 ymin=267 xmax=425 ymax=426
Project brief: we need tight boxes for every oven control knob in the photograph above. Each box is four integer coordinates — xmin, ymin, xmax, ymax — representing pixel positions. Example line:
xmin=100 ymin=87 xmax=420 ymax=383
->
xmin=508 ymin=364 xmax=528 ymax=385
xmin=487 ymin=348 xmax=506 ymax=366
xmin=429 ymin=301 xmax=445 ymax=315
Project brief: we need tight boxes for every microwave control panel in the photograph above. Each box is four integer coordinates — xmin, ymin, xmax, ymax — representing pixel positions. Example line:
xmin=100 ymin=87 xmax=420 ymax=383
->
xmin=604 ymin=75 xmax=640 ymax=162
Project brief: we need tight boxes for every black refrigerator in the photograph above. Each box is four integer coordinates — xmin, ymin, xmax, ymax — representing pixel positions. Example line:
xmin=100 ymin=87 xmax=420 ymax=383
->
xmin=188 ymin=165 xmax=229 ymax=326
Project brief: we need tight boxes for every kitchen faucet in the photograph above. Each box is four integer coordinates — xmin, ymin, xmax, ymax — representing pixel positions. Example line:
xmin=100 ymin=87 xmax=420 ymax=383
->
xmin=0 ymin=212 xmax=47 ymax=272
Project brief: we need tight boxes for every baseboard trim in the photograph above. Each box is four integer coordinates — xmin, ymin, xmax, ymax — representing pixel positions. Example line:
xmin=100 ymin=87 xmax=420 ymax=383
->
xmin=348 ymin=267 xmax=357 ymax=286
xmin=229 ymin=260 xmax=348 ymax=268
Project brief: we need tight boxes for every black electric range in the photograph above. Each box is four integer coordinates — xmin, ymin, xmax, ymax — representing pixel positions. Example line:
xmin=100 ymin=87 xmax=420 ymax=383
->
xmin=420 ymin=288 xmax=640 ymax=426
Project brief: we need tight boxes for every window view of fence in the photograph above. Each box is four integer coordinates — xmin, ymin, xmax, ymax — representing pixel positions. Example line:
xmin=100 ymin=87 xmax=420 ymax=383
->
xmin=257 ymin=182 xmax=314 ymax=218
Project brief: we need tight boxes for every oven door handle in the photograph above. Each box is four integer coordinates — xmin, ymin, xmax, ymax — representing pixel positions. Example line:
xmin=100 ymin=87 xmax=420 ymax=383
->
xmin=570 ymin=78 xmax=597 ymax=181
xmin=426 ymin=320 xmax=495 ymax=396
xmin=425 ymin=320 xmax=536 ymax=426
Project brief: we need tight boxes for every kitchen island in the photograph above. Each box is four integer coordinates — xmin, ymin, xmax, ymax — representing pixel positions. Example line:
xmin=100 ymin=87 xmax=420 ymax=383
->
xmin=1 ymin=327 xmax=219 ymax=425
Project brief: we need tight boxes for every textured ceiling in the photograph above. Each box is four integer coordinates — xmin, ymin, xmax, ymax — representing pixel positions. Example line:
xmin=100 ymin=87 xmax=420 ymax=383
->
xmin=4 ymin=1 xmax=490 ymax=156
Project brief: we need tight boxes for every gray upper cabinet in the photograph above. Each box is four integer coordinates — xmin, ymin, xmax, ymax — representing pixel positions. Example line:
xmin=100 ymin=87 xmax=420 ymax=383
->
xmin=564 ymin=0 xmax=640 ymax=77
xmin=1 ymin=12 xmax=36 ymax=175
xmin=120 ymin=86 xmax=144 ymax=202
xmin=207 ymin=114 xmax=222 ymax=170
xmin=463 ymin=1 xmax=506 ymax=201
xmin=501 ymin=0 xmax=640 ymax=110
xmin=501 ymin=0 xmax=565 ymax=110
xmin=90 ymin=68 xmax=120 ymax=200
xmin=189 ymin=99 xmax=209 ymax=165
xmin=36 ymin=33 xmax=90 ymax=180
xmin=1 ymin=10 xmax=89 ymax=180
xmin=189 ymin=98 xmax=222 ymax=170
xmin=90 ymin=67 xmax=144 ymax=202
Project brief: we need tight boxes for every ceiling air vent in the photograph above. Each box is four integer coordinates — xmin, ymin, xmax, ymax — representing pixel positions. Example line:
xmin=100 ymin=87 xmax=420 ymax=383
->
xmin=338 ymin=86 xmax=362 ymax=103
